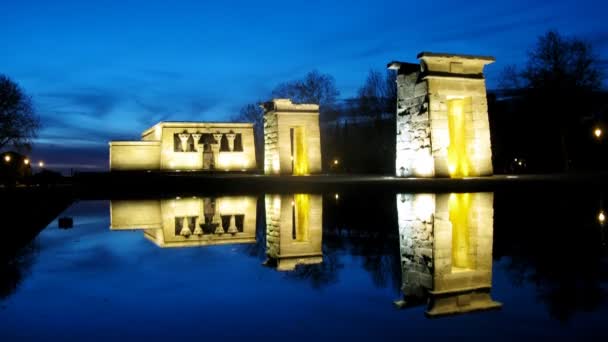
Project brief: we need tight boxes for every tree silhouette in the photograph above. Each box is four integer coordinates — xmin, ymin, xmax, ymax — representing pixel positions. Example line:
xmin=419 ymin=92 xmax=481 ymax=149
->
xmin=499 ymin=30 xmax=603 ymax=171
xmin=0 ymin=75 xmax=40 ymax=152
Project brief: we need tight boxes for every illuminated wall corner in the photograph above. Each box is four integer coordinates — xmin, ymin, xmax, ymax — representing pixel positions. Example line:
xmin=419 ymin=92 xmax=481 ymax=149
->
xmin=262 ymin=99 xmax=321 ymax=175
xmin=388 ymin=52 xmax=494 ymax=178
xmin=395 ymin=193 xmax=435 ymax=306
xmin=264 ymin=194 xmax=323 ymax=271
xmin=109 ymin=141 xmax=161 ymax=171
xmin=110 ymin=200 xmax=162 ymax=230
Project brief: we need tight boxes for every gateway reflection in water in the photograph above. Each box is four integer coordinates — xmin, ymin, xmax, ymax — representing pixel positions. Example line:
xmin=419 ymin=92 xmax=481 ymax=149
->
xmin=110 ymin=196 xmax=257 ymax=248
xmin=265 ymin=194 xmax=323 ymax=271
xmin=395 ymin=192 xmax=501 ymax=317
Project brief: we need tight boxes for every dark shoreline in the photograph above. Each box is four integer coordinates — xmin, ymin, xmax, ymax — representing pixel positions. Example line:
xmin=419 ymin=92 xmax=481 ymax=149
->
xmin=69 ymin=171 xmax=608 ymax=199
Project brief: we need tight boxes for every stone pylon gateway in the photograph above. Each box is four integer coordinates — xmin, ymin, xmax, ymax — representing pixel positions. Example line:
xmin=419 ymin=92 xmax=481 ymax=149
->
xmin=388 ymin=52 xmax=495 ymax=178
xmin=262 ymin=99 xmax=322 ymax=175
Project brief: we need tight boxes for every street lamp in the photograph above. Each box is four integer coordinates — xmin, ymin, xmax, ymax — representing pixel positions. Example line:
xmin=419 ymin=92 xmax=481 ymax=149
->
xmin=38 ymin=161 xmax=45 ymax=168
xmin=4 ymin=155 xmax=11 ymax=163
xmin=599 ymin=211 xmax=606 ymax=225
xmin=594 ymin=127 xmax=602 ymax=139
xmin=24 ymin=158 xmax=30 ymax=165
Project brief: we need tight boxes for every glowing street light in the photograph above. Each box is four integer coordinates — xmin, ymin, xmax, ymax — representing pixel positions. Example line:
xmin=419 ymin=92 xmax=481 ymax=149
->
xmin=24 ymin=158 xmax=30 ymax=165
xmin=594 ymin=127 xmax=602 ymax=139
xmin=333 ymin=159 xmax=339 ymax=165
xmin=38 ymin=161 xmax=45 ymax=168
xmin=4 ymin=155 xmax=11 ymax=163
xmin=599 ymin=211 xmax=606 ymax=225
xmin=334 ymin=193 xmax=339 ymax=200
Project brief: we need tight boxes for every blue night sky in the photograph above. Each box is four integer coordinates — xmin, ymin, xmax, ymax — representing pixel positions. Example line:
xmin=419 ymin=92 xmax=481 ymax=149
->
xmin=1 ymin=0 xmax=607 ymax=172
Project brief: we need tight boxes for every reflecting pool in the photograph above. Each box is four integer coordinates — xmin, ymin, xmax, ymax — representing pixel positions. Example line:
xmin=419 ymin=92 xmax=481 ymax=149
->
xmin=1 ymin=190 xmax=607 ymax=339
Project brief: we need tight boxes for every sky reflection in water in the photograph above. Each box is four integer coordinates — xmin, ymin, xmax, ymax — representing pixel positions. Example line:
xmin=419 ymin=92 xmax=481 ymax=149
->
xmin=0 ymin=190 xmax=607 ymax=339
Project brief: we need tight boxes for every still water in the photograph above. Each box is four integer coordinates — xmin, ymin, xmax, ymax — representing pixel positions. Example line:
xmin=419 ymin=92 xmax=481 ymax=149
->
xmin=1 ymin=190 xmax=607 ymax=339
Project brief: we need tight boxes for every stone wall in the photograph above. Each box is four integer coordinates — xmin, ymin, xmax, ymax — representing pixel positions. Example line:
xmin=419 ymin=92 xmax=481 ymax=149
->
xmin=263 ymin=99 xmax=321 ymax=175
xmin=395 ymin=69 xmax=433 ymax=177
xmin=110 ymin=122 xmax=257 ymax=171
xmin=396 ymin=192 xmax=501 ymax=316
xmin=109 ymin=141 xmax=161 ymax=171
xmin=397 ymin=193 xmax=435 ymax=299
xmin=264 ymin=194 xmax=323 ymax=270
xmin=264 ymin=113 xmax=279 ymax=174
xmin=390 ymin=52 xmax=494 ymax=178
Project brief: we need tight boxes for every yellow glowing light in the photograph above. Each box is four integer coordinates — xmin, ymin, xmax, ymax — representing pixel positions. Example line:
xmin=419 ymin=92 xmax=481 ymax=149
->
xmin=518 ymin=161 xmax=522 ymax=166
xmin=24 ymin=158 xmax=30 ymax=165
xmin=449 ymin=193 xmax=474 ymax=270
xmin=334 ymin=193 xmax=339 ymax=200
xmin=294 ymin=194 xmax=310 ymax=242
xmin=4 ymin=155 xmax=11 ymax=162
xmin=333 ymin=159 xmax=339 ymax=165
xmin=415 ymin=154 xmax=435 ymax=177
xmin=292 ymin=127 xmax=308 ymax=175
xmin=447 ymin=98 xmax=471 ymax=178
xmin=594 ymin=128 xmax=602 ymax=138
xmin=218 ymin=153 xmax=248 ymax=170
xmin=272 ymin=158 xmax=280 ymax=173
xmin=38 ymin=161 xmax=44 ymax=168
xmin=599 ymin=211 xmax=606 ymax=224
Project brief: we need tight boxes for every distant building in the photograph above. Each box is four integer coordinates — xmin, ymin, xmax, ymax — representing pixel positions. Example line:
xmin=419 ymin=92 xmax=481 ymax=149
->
xmin=110 ymin=196 xmax=258 ymax=248
xmin=262 ymin=99 xmax=322 ymax=175
xmin=109 ymin=122 xmax=257 ymax=171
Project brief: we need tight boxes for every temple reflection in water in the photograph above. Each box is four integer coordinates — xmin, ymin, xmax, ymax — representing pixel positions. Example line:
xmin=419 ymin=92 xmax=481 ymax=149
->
xmin=110 ymin=196 xmax=257 ymax=247
xmin=264 ymin=194 xmax=323 ymax=271
xmin=396 ymin=192 xmax=501 ymax=317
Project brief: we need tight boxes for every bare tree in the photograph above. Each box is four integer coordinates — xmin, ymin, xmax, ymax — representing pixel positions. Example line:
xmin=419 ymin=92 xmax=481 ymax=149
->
xmin=499 ymin=30 xmax=604 ymax=171
xmin=0 ymin=75 xmax=39 ymax=151
xmin=271 ymin=70 xmax=340 ymax=122
xmin=356 ymin=69 xmax=397 ymax=120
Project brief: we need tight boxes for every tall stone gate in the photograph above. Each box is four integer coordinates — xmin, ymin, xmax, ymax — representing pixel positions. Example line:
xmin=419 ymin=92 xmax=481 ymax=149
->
xmin=262 ymin=99 xmax=322 ymax=175
xmin=389 ymin=53 xmax=494 ymax=178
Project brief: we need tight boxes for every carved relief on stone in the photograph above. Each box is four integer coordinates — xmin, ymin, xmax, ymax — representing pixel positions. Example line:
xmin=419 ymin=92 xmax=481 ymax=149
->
xmin=225 ymin=131 xmax=236 ymax=151
xmin=191 ymin=133 xmax=202 ymax=152
xmin=178 ymin=132 xmax=190 ymax=152
xmin=212 ymin=132 xmax=223 ymax=145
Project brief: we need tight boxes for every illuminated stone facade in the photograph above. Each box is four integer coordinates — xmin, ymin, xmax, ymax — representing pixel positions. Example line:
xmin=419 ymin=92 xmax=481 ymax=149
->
xmin=109 ymin=122 xmax=256 ymax=171
xmin=262 ymin=99 xmax=322 ymax=175
xmin=389 ymin=53 xmax=494 ymax=177
xmin=110 ymin=196 xmax=257 ymax=248
xmin=264 ymin=194 xmax=323 ymax=270
xmin=395 ymin=192 xmax=501 ymax=317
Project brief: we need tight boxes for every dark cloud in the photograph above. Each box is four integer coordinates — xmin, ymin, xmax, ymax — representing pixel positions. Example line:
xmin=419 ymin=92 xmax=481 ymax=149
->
xmin=31 ymin=143 xmax=107 ymax=173
xmin=39 ymin=89 xmax=121 ymax=118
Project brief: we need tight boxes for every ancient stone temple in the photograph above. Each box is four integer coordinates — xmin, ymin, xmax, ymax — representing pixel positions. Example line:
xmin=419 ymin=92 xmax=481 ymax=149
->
xmin=110 ymin=196 xmax=257 ymax=248
xmin=395 ymin=192 xmax=501 ymax=317
xmin=262 ymin=99 xmax=322 ymax=175
xmin=264 ymin=194 xmax=323 ymax=270
xmin=388 ymin=53 xmax=495 ymax=177
xmin=109 ymin=122 xmax=256 ymax=171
